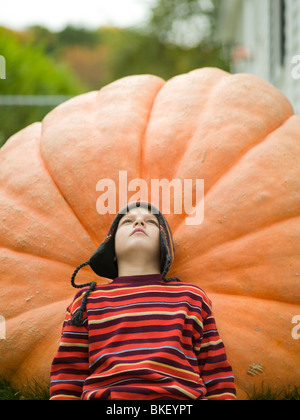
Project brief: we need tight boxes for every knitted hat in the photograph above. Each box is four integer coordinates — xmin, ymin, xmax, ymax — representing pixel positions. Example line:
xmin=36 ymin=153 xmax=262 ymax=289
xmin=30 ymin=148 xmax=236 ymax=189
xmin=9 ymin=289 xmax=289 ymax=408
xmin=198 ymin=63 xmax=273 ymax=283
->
xmin=70 ymin=201 xmax=181 ymax=326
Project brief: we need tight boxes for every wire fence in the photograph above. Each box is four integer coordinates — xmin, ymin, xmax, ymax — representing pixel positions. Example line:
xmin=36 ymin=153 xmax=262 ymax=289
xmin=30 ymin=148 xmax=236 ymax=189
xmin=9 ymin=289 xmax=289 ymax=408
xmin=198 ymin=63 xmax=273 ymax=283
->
xmin=0 ymin=95 xmax=74 ymax=106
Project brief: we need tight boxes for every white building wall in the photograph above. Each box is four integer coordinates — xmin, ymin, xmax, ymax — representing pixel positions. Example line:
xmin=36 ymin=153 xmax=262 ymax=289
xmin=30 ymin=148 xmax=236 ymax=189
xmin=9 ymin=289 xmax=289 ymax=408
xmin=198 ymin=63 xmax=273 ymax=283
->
xmin=218 ymin=0 xmax=300 ymax=115
xmin=230 ymin=0 xmax=271 ymax=80
xmin=284 ymin=0 xmax=300 ymax=114
xmin=242 ymin=0 xmax=270 ymax=81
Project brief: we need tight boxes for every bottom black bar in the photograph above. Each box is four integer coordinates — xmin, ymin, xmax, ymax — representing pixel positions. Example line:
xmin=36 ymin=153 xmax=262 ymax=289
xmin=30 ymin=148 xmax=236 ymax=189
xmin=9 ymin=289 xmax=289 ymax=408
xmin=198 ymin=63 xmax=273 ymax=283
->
xmin=80 ymin=400 xmax=235 ymax=416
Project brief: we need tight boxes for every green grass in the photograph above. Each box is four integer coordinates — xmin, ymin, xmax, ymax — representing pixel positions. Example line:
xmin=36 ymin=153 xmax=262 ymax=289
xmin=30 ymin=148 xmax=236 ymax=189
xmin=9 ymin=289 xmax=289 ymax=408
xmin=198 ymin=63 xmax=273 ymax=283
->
xmin=245 ymin=383 xmax=300 ymax=400
xmin=0 ymin=377 xmax=299 ymax=400
xmin=0 ymin=377 xmax=50 ymax=400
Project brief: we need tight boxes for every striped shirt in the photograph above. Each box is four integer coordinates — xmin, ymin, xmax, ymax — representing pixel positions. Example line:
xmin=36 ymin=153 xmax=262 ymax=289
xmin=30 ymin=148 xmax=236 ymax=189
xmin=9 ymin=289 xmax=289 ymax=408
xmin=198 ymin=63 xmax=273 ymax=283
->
xmin=50 ymin=274 xmax=236 ymax=400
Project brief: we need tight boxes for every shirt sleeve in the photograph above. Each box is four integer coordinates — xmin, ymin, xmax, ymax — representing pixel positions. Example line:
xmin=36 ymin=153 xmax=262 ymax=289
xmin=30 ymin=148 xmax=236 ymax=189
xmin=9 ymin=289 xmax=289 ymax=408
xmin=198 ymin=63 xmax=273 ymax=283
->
xmin=194 ymin=295 xmax=237 ymax=400
xmin=49 ymin=291 xmax=90 ymax=400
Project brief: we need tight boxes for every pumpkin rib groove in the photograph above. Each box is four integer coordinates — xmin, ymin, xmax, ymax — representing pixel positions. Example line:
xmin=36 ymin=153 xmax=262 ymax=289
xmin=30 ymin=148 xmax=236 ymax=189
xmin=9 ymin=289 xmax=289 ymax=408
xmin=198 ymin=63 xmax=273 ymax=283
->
xmin=180 ymin=212 xmax=300 ymax=264
xmin=180 ymin=261 xmax=300 ymax=302
xmin=39 ymin=76 xmax=165 ymax=244
xmin=203 ymin=293 xmax=300 ymax=316
xmin=172 ymin=200 xmax=300 ymax=260
xmin=174 ymin=211 xmax=300 ymax=306
xmin=159 ymin=72 xmax=231 ymax=183
xmin=37 ymin=125 xmax=100 ymax=247
xmin=171 ymin=116 xmax=299 ymax=267
xmin=164 ymin=100 xmax=293 ymax=233
xmin=0 ymin=122 xmax=97 ymax=265
xmin=140 ymin=80 xmax=166 ymax=180
xmin=142 ymin=69 xmax=230 ymax=186
xmin=170 ymin=113 xmax=294 ymax=236
xmin=0 ymin=185 xmax=96 ymax=265
xmin=178 ymin=252 xmax=300 ymax=305
xmin=0 ymin=245 xmax=97 ymax=275
xmin=0 ymin=248 xmax=97 ymax=321
xmin=0 ymin=299 xmax=70 ymax=385
xmin=140 ymin=78 xmax=229 ymax=226
xmin=195 ymin=289 xmax=300 ymax=307
xmin=184 ymin=272 xmax=300 ymax=306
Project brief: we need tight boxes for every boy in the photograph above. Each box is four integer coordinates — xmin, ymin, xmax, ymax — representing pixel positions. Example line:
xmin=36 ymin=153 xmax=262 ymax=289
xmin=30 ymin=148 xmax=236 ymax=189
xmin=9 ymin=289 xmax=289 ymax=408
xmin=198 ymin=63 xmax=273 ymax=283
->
xmin=50 ymin=201 xmax=236 ymax=400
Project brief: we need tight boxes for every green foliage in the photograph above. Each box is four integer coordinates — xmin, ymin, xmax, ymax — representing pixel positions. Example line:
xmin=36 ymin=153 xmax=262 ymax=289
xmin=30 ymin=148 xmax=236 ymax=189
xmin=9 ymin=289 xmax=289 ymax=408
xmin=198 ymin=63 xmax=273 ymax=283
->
xmin=0 ymin=0 xmax=229 ymax=148
xmin=91 ymin=26 xmax=228 ymax=84
xmin=0 ymin=27 xmax=85 ymax=147
xmin=147 ymin=0 xmax=219 ymax=48
xmin=0 ymin=27 xmax=84 ymax=95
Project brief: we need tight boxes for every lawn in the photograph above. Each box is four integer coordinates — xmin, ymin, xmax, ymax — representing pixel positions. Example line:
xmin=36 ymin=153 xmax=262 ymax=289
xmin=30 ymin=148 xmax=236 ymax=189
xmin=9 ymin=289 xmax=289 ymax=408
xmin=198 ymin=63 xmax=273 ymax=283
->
xmin=0 ymin=377 xmax=299 ymax=400
xmin=0 ymin=377 xmax=50 ymax=400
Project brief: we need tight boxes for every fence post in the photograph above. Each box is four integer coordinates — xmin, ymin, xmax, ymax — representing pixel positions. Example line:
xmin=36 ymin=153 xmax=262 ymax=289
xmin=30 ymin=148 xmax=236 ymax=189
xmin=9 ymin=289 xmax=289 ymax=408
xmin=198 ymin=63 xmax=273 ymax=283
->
xmin=0 ymin=55 xmax=6 ymax=79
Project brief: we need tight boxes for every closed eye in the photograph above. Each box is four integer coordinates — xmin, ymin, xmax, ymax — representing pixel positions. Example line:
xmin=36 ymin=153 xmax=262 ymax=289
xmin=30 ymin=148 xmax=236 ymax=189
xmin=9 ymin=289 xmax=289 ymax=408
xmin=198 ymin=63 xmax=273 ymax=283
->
xmin=121 ymin=218 xmax=158 ymax=226
xmin=122 ymin=219 xmax=131 ymax=223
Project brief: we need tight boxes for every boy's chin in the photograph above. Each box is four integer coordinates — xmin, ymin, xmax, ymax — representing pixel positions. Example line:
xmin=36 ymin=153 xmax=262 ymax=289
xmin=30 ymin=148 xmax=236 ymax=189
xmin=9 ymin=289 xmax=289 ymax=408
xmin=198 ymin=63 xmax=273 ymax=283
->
xmin=118 ymin=246 xmax=160 ymax=261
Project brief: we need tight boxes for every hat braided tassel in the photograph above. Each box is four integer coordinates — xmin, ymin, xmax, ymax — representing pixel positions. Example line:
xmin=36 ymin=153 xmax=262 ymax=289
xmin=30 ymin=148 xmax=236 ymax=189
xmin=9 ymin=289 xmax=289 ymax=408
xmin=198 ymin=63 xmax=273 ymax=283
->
xmin=70 ymin=261 xmax=97 ymax=327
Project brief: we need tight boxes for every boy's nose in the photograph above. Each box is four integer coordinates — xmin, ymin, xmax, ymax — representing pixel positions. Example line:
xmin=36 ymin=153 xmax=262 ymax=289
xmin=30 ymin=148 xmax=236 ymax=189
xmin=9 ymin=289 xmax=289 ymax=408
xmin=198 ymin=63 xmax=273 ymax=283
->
xmin=133 ymin=219 xmax=145 ymax=227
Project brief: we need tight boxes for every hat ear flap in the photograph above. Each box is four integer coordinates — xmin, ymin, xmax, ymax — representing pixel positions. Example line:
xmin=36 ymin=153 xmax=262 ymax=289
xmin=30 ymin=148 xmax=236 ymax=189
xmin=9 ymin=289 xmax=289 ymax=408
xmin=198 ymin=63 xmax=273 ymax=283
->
xmin=70 ymin=281 xmax=97 ymax=327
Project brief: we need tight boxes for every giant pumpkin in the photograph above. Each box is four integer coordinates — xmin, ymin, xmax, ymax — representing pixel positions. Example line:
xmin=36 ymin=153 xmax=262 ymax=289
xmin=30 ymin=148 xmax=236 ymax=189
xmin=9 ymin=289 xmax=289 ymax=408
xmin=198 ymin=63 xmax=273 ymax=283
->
xmin=0 ymin=68 xmax=299 ymax=400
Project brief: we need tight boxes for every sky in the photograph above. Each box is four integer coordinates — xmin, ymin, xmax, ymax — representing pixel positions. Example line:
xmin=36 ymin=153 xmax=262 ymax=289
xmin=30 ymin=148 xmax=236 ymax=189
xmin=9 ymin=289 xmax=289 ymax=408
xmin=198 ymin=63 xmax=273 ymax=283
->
xmin=0 ymin=0 xmax=155 ymax=31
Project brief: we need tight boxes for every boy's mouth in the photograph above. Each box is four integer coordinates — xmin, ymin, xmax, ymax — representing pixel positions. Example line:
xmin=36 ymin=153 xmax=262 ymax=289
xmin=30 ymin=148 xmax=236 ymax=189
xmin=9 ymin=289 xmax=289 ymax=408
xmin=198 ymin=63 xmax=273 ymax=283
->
xmin=131 ymin=228 xmax=147 ymax=236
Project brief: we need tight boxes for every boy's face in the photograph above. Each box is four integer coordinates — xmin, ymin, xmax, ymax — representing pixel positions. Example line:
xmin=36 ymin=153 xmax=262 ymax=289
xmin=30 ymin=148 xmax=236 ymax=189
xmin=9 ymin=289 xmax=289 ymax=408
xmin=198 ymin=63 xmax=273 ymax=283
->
xmin=114 ymin=207 xmax=161 ymax=269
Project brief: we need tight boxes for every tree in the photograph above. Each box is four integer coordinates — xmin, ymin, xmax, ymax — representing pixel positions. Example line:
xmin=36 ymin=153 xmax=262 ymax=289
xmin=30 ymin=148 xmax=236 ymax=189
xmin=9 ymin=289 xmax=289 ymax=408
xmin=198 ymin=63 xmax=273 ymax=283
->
xmin=0 ymin=27 xmax=84 ymax=148
xmin=147 ymin=0 xmax=221 ymax=48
